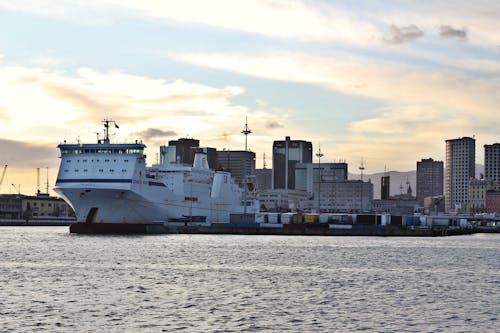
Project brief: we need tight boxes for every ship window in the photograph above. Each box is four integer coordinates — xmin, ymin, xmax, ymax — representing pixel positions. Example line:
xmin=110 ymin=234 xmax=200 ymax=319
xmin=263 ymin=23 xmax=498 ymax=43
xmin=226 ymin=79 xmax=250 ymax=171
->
xmin=122 ymin=169 xmax=127 ymax=172
xmin=105 ymin=159 xmax=110 ymax=162
xmin=99 ymin=169 xmax=104 ymax=172
xmin=124 ymin=160 xmax=129 ymax=162
xmin=83 ymin=159 xmax=87 ymax=162
xmin=64 ymin=169 xmax=68 ymax=172
xmin=75 ymin=169 xmax=79 ymax=172
xmin=66 ymin=160 xmax=71 ymax=163
xmin=110 ymin=169 xmax=114 ymax=172
xmin=84 ymin=169 xmax=88 ymax=172
xmin=114 ymin=159 xmax=116 ymax=162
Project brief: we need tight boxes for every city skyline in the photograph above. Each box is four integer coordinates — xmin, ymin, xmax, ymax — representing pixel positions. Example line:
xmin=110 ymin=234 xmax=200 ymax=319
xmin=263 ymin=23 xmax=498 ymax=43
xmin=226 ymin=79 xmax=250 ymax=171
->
xmin=1 ymin=1 xmax=499 ymax=195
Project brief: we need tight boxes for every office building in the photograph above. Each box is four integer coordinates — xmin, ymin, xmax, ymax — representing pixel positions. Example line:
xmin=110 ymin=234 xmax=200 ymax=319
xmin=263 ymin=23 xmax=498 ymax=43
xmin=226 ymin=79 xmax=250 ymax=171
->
xmin=272 ymin=136 xmax=312 ymax=190
xmin=217 ymin=150 xmax=256 ymax=186
xmin=381 ymin=175 xmax=390 ymax=200
xmin=484 ymin=143 xmax=500 ymax=182
xmin=160 ymin=138 xmax=199 ymax=166
xmin=314 ymin=180 xmax=373 ymax=213
xmin=445 ymin=137 xmax=475 ymax=213
xmin=416 ymin=158 xmax=444 ymax=204
xmin=255 ymin=168 xmax=272 ymax=192
xmin=467 ymin=178 xmax=500 ymax=213
xmin=295 ymin=162 xmax=348 ymax=194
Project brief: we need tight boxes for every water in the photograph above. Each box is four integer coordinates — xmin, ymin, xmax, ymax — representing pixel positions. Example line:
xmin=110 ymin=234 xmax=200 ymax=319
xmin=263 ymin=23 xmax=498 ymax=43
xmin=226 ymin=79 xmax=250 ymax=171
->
xmin=0 ymin=227 xmax=498 ymax=332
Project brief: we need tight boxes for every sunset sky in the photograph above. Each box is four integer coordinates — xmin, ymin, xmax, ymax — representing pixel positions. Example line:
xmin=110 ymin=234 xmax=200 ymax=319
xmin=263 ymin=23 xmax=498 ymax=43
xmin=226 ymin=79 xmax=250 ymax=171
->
xmin=1 ymin=1 xmax=499 ymax=195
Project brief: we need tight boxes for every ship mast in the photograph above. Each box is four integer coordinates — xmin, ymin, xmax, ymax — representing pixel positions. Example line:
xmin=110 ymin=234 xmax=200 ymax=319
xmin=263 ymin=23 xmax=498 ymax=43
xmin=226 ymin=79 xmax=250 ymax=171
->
xmin=102 ymin=119 xmax=119 ymax=144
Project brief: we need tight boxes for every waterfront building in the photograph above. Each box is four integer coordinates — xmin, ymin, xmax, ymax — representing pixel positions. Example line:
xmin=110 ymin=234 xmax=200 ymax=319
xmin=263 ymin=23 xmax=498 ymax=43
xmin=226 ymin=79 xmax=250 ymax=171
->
xmin=255 ymin=168 xmax=272 ymax=191
xmin=372 ymin=199 xmax=418 ymax=215
xmin=0 ymin=194 xmax=24 ymax=219
xmin=295 ymin=162 xmax=348 ymax=194
xmin=467 ymin=178 xmax=500 ymax=214
xmin=416 ymin=158 xmax=444 ymax=204
xmin=423 ymin=195 xmax=445 ymax=214
xmin=0 ymin=193 xmax=75 ymax=220
xmin=257 ymin=189 xmax=311 ymax=212
xmin=313 ymin=180 xmax=373 ymax=213
xmin=445 ymin=137 xmax=475 ymax=213
xmin=272 ymin=136 xmax=312 ymax=190
xmin=22 ymin=194 xmax=75 ymax=219
xmin=217 ymin=150 xmax=256 ymax=186
xmin=484 ymin=143 xmax=500 ymax=182
xmin=486 ymin=190 xmax=500 ymax=213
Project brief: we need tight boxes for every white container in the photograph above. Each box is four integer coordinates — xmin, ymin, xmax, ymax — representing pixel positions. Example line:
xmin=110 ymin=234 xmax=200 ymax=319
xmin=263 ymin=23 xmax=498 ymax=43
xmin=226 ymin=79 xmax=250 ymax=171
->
xmin=329 ymin=224 xmax=353 ymax=229
xmin=259 ymin=223 xmax=283 ymax=228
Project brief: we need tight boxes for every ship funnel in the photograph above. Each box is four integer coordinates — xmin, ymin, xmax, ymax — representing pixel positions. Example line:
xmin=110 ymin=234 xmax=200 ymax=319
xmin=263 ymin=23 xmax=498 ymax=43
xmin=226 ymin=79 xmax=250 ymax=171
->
xmin=193 ymin=153 xmax=209 ymax=169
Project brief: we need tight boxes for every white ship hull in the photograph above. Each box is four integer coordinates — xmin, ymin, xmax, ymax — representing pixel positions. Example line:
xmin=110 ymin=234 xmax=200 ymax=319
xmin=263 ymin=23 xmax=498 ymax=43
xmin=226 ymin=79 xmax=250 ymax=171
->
xmin=55 ymin=125 xmax=257 ymax=226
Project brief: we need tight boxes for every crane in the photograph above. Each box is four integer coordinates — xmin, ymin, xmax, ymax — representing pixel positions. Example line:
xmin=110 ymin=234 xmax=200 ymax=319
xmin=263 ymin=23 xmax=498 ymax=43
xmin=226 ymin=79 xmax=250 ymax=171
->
xmin=0 ymin=165 xmax=7 ymax=191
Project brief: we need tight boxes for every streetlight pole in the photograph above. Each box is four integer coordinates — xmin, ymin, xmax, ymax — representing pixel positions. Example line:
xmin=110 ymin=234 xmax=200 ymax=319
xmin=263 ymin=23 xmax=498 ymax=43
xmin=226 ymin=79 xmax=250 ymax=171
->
xmin=316 ymin=146 xmax=324 ymax=214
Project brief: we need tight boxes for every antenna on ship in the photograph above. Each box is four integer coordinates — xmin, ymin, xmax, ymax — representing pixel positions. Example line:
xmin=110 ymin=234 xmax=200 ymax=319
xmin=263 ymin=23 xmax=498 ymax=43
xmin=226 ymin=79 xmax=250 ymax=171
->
xmin=241 ymin=116 xmax=252 ymax=152
xmin=263 ymin=152 xmax=267 ymax=169
xmin=102 ymin=119 xmax=119 ymax=144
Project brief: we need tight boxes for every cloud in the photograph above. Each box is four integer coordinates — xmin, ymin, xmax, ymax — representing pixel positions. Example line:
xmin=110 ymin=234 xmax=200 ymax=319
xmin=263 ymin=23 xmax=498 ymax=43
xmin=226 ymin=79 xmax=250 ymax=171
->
xmin=172 ymin=50 xmax=500 ymax=171
xmin=0 ymin=105 xmax=9 ymax=124
xmin=0 ymin=138 xmax=55 ymax=167
xmin=265 ymin=120 xmax=284 ymax=129
xmin=383 ymin=24 xmax=424 ymax=44
xmin=439 ymin=25 xmax=467 ymax=39
xmin=135 ymin=128 xmax=177 ymax=140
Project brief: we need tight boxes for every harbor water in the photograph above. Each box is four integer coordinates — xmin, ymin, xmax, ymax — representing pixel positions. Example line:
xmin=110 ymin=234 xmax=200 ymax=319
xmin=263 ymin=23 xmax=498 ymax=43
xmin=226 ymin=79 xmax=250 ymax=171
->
xmin=1 ymin=227 xmax=499 ymax=332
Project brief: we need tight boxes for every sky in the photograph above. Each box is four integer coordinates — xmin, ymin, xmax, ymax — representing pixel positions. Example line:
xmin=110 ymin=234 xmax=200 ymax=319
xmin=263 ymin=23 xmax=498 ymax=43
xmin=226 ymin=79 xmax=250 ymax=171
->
xmin=0 ymin=0 xmax=499 ymax=195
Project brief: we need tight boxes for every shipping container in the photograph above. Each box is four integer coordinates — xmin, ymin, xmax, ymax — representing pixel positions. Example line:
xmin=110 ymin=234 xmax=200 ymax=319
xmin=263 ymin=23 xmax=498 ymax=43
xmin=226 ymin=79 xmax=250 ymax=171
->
xmin=267 ymin=213 xmax=281 ymax=224
xmin=259 ymin=223 xmax=283 ymax=228
xmin=352 ymin=224 xmax=385 ymax=230
xmin=356 ymin=214 xmax=377 ymax=225
xmin=319 ymin=214 xmax=330 ymax=224
xmin=223 ymin=222 xmax=260 ymax=228
xmin=303 ymin=214 xmax=319 ymax=223
xmin=431 ymin=218 xmax=450 ymax=227
xmin=329 ymin=224 xmax=353 ymax=229
xmin=284 ymin=223 xmax=306 ymax=229
xmin=255 ymin=213 xmax=268 ymax=224
xmin=281 ymin=213 xmax=296 ymax=224
xmin=390 ymin=215 xmax=403 ymax=225
xmin=230 ymin=213 xmax=256 ymax=224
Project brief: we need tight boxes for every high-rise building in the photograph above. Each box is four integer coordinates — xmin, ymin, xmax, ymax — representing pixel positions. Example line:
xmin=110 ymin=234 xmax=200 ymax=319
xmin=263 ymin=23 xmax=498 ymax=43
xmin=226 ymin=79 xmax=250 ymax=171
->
xmin=160 ymin=138 xmax=200 ymax=166
xmin=381 ymin=175 xmax=390 ymax=200
xmin=272 ymin=136 xmax=312 ymax=190
xmin=484 ymin=143 xmax=500 ymax=182
xmin=445 ymin=137 xmax=475 ymax=213
xmin=217 ymin=150 xmax=256 ymax=186
xmin=416 ymin=158 xmax=444 ymax=204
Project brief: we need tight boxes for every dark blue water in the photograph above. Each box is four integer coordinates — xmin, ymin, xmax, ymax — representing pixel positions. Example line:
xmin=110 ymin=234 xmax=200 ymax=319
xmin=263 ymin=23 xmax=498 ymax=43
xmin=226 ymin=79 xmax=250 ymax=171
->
xmin=0 ymin=227 xmax=498 ymax=332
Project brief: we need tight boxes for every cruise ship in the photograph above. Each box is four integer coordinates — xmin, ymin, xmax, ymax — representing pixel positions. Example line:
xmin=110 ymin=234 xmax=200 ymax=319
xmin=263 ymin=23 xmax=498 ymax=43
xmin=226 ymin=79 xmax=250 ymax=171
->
xmin=54 ymin=120 xmax=258 ymax=232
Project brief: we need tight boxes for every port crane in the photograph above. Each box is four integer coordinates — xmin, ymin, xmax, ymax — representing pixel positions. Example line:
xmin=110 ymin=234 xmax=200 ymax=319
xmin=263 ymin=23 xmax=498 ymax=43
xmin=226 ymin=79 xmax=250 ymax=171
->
xmin=0 ymin=165 xmax=7 ymax=191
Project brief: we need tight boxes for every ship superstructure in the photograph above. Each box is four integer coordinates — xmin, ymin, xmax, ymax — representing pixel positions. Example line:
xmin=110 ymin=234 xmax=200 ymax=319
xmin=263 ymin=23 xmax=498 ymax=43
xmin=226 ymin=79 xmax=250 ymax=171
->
xmin=54 ymin=120 xmax=257 ymax=225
